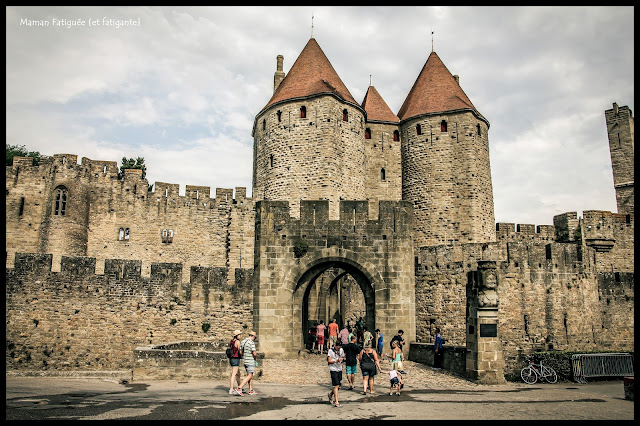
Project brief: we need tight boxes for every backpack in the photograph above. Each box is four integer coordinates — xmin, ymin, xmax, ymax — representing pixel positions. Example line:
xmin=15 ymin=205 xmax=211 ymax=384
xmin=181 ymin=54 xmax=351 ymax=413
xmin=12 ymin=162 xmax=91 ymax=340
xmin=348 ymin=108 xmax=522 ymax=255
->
xmin=226 ymin=338 xmax=237 ymax=358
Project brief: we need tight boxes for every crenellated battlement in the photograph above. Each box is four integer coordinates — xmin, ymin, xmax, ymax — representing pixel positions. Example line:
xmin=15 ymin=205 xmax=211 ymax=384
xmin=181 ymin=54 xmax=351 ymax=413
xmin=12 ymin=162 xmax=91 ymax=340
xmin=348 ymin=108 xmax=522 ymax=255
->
xmin=496 ymin=222 xmax=555 ymax=242
xmin=256 ymin=199 xmax=414 ymax=240
xmin=7 ymin=155 xmax=252 ymax=205
xmin=415 ymin=235 xmax=593 ymax=273
xmin=7 ymin=252 xmax=254 ymax=292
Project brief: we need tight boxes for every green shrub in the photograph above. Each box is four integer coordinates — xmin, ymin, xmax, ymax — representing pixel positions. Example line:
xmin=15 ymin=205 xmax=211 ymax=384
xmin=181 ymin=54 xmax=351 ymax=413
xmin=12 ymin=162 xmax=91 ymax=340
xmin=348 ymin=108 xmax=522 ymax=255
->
xmin=293 ymin=238 xmax=309 ymax=258
xmin=202 ymin=323 xmax=211 ymax=333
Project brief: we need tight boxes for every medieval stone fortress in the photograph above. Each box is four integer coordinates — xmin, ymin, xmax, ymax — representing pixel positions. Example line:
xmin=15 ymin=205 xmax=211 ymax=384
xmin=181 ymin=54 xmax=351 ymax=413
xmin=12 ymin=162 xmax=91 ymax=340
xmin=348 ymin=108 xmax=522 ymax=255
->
xmin=6 ymin=37 xmax=634 ymax=382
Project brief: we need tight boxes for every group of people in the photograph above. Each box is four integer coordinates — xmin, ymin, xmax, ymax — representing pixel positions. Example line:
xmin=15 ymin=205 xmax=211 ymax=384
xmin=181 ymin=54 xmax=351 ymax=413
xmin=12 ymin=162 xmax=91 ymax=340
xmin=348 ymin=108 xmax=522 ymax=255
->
xmin=327 ymin=329 xmax=407 ymax=407
xmin=226 ymin=324 xmax=445 ymax=403
xmin=309 ymin=317 xmax=383 ymax=356
xmin=227 ymin=330 xmax=259 ymax=396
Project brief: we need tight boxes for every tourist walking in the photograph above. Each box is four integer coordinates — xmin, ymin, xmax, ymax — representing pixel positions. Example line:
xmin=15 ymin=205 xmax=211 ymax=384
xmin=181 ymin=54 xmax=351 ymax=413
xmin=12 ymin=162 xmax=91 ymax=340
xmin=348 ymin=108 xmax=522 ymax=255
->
xmin=327 ymin=340 xmax=345 ymax=407
xmin=338 ymin=324 xmax=350 ymax=346
xmin=316 ymin=320 xmax=326 ymax=354
xmin=387 ymin=367 xmax=404 ymax=395
xmin=433 ymin=327 xmax=444 ymax=370
xmin=375 ymin=329 xmax=383 ymax=357
xmin=387 ymin=340 xmax=405 ymax=374
xmin=235 ymin=331 xmax=258 ymax=396
xmin=228 ymin=330 xmax=243 ymax=394
xmin=343 ymin=334 xmax=361 ymax=390
xmin=328 ymin=319 xmax=339 ymax=351
xmin=355 ymin=316 xmax=364 ymax=344
xmin=362 ymin=326 xmax=373 ymax=349
xmin=358 ymin=343 xmax=382 ymax=394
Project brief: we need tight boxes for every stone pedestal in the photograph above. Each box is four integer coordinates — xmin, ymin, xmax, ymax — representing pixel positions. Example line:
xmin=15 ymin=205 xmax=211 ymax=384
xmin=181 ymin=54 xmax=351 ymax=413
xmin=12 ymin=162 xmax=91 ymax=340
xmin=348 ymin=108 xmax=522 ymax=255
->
xmin=466 ymin=260 xmax=505 ymax=384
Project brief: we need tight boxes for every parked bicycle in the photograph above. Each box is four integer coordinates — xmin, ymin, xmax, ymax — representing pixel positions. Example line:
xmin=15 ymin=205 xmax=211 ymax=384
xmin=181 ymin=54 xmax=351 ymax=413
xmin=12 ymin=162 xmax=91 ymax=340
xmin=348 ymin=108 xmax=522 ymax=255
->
xmin=520 ymin=356 xmax=558 ymax=384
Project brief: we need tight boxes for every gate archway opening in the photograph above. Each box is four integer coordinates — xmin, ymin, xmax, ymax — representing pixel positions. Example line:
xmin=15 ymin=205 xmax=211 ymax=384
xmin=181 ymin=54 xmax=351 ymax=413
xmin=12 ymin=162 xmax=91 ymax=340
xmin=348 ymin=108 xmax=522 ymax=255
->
xmin=296 ymin=260 xmax=375 ymax=351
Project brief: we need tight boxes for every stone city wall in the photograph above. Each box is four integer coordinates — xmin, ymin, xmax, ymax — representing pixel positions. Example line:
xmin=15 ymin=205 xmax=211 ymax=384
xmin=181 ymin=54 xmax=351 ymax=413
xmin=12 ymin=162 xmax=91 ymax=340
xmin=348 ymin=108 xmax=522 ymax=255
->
xmin=5 ymin=253 xmax=254 ymax=373
xmin=6 ymin=155 xmax=255 ymax=283
xmin=414 ymin=234 xmax=634 ymax=375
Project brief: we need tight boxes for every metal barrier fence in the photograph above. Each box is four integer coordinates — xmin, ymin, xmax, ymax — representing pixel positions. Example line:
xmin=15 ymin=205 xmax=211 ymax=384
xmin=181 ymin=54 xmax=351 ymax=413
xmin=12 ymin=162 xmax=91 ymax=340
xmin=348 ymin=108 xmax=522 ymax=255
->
xmin=572 ymin=353 xmax=634 ymax=383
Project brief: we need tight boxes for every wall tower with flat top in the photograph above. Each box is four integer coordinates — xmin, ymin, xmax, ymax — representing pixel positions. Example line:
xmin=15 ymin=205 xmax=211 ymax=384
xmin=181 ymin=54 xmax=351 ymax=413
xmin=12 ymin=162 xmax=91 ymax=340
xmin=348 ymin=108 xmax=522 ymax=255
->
xmin=605 ymin=102 xmax=634 ymax=215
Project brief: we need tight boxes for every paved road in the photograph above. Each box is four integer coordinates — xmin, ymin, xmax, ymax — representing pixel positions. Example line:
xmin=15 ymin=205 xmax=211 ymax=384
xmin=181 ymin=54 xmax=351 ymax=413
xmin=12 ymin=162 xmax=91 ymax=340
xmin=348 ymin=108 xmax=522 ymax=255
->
xmin=6 ymin=376 xmax=633 ymax=420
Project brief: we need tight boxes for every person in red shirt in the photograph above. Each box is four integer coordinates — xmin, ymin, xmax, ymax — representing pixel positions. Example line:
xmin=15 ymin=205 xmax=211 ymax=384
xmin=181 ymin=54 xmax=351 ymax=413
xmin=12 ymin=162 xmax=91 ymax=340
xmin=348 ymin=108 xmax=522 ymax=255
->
xmin=328 ymin=319 xmax=339 ymax=351
xmin=309 ymin=322 xmax=318 ymax=353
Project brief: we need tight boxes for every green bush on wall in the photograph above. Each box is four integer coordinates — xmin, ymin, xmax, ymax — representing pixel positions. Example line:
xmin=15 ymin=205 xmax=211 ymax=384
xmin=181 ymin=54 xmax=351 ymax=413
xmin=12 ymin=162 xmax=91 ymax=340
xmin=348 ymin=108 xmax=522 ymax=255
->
xmin=293 ymin=238 xmax=309 ymax=258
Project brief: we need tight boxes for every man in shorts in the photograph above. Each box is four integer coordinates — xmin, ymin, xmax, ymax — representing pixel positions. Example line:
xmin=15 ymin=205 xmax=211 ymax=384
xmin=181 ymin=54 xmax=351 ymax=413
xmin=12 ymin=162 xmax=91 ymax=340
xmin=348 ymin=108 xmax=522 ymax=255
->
xmin=236 ymin=331 xmax=258 ymax=396
xmin=316 ymin=320 xmax=326 ymax=354
xmin=327 ymin=340 xmax=345 ymax=407
xmin=343 ymin=334 xmax=361 ymax=390
xmin=328 ymin=319 xmax=339 ymax=351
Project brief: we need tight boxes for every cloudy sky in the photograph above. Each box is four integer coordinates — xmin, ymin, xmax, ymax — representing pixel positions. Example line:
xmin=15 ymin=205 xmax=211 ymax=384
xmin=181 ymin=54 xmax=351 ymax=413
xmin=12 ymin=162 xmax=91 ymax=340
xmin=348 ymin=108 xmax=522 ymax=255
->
xmin=6 ymin=6 xmax=634 ymax=226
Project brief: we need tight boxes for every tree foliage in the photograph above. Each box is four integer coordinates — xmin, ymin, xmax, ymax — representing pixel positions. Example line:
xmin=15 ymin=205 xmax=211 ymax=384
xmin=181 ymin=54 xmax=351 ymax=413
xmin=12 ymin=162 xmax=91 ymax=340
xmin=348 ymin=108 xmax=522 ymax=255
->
xmin=119 ymin=156 xmax=147 ymax=180
xmin=6 ymin=144 xmax=43 ymax=166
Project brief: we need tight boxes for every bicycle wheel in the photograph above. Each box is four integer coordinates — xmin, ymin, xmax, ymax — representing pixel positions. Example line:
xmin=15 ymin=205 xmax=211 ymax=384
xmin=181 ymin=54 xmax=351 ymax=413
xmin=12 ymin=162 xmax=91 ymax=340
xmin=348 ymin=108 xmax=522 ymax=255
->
xmin=521 ymin=366 xmax=538 ymax=384
xmin=542 ymin=366 xmax=557 ymax=383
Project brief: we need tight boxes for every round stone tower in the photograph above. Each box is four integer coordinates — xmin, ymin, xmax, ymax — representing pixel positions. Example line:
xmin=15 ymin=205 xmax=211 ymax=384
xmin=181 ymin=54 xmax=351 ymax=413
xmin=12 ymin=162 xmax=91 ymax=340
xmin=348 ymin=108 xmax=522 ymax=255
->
xmin=398 ymin=51 xmax=495 ymax=248
xmin=252 ymin=38 xmax=366 ymax=219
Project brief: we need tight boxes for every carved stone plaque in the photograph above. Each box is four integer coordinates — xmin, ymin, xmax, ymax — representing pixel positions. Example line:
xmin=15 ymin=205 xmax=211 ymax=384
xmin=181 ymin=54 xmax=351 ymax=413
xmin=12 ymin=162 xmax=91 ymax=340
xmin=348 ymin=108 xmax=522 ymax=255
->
xmin=480 ymin=323 xmax=497 ymax=337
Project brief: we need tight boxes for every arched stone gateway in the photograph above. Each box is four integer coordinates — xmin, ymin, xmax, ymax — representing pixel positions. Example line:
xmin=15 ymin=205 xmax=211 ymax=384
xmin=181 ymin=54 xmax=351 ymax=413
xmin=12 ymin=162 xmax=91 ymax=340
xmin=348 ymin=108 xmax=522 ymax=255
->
xmin=252 ymin=199 xmax=415 ymax=358
xmin=295 ymin=258 xmax=376 ymax=351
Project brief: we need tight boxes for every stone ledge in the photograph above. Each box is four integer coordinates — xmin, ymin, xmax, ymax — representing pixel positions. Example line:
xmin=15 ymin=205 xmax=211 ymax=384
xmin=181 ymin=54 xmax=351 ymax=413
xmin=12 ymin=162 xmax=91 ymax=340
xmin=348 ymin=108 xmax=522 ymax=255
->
xmin=6 ymin=370 xmax=132 ymax=380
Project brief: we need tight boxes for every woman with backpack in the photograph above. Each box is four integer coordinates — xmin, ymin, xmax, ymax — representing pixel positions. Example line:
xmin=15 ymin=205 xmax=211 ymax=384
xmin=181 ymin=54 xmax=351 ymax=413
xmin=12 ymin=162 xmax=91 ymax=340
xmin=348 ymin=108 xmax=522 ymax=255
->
xmin=228 ymin=330 xmax=243 ymax=395
xmin=358 ymin=342 xmax=383 ymax=395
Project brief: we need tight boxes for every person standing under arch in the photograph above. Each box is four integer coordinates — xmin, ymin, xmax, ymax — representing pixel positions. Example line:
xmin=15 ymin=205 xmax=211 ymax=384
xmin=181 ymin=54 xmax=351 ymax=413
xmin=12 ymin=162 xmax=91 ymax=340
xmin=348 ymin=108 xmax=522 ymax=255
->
xmin=328 ymin=319 xmax=339 ymax=351
xmin=362 ymin=326 xmax=373 ymax=349
xmin=309 ymin=322 xmax=318 ymax=353
xmin=339 ymin=323 xmax=350 ymax=346
xmin=316 ymin=320 xmax=326 ymax=354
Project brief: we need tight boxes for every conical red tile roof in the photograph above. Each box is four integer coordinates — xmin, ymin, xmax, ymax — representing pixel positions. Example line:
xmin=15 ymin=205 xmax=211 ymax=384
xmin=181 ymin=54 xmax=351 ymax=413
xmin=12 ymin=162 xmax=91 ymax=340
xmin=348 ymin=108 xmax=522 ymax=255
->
xmin=397 ymin=51 xmax=483 ymax=122
xmin=361 ymin=86 xmax=399 ymax=123
xmin=262 ymin=38 xmax=357 ymax=110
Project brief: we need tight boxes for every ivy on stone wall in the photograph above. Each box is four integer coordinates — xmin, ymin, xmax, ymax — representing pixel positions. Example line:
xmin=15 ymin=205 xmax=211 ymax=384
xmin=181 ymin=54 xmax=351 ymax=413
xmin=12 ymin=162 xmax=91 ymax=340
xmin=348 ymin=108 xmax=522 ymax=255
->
xmin=293 ymin=238 xmax=309 ymax=258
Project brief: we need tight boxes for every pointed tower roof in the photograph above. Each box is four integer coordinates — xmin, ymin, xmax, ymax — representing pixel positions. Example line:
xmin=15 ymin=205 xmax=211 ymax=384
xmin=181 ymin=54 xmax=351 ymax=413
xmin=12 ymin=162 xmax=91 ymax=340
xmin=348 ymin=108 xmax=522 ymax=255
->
xmin=397 ymin=51 xmax=486 ymax=123
xmin=361 ymin=85 xmax=399 ymax=123
xmin=262 ymin=38 xmax=358 ymax=111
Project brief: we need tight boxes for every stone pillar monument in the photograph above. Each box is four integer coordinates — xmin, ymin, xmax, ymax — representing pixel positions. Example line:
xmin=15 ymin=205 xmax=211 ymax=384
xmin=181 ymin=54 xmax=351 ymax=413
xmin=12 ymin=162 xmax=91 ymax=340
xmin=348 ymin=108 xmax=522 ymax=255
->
xmin=466 ymin=260 xmax=505 ymax=384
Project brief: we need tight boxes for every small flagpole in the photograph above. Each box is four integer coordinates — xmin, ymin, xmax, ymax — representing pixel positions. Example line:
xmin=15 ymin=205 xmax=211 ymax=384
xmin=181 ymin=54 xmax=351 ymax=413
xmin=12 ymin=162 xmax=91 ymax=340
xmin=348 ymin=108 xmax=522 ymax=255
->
xmin=431 ymin=29 xmax=434 ymax=52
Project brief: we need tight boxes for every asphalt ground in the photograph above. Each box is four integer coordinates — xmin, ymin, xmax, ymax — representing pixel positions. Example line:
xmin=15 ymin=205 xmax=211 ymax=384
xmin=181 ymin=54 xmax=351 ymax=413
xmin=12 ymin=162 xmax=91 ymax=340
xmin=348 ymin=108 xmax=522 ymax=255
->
xmin=6 ymin=367 xmax=634 ymax=421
